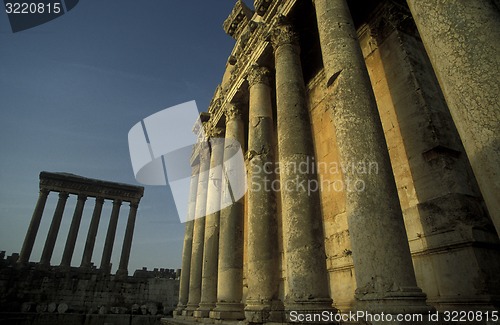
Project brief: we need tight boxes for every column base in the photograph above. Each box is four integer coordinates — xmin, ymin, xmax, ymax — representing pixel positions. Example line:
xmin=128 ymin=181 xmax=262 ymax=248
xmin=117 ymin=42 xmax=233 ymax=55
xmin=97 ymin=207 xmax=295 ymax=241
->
xmin=182 ymin=304 xmax=198 ymax=317
xmin=193 ymin=303 xmax=215 ymax=318
xmin=245 ymin=300 xmax=284 ymax=323
xmin=210 ymin=302 xmax=245 ymax=320
xmin=355 ymin=288 xmax=431 ymax=315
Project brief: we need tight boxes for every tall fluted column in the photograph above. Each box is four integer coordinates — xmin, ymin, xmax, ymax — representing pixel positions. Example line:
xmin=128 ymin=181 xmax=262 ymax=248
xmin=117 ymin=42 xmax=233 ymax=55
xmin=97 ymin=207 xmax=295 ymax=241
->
xmin=211 ymin=105 xmax=246 ymax=320
xmin=313 ymin=0 xmax=429 ymax=313
xmin=406 ymin=0 xmax=500 ymax=236
xmin=18 ymin=188 xmax=50 ymax=265
xmin=39 ymin=192 xmax=69 ymax=267
xmin=195 ymin=128 xmax=225 ymax=318
xmin=174 ymin=165 xmax=200 ymax=316
xmin=243 ymin=66 xmax=282 ymax=322
xmin=100 ymin=199 xmax=121 ymax=273
xmin=184 ymin=141 xmax=210 ymax=316
xmin=271 ymin=22 xmax=333 ymax=313
xmin=116 ymin=201 xmax=139 ymax=277
xmin=81 ymin=197 xmax=104 ymax=268
xmin=60 ymin=194 xmax=87 ymax=268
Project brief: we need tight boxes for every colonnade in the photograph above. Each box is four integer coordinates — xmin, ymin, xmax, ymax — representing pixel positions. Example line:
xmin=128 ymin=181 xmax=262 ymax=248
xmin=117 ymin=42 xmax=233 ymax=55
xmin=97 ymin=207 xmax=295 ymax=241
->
xmin=174 ymin=0 xmax=499 ymax=321
xmin=18 ymin=171 xmax=144 ymax=276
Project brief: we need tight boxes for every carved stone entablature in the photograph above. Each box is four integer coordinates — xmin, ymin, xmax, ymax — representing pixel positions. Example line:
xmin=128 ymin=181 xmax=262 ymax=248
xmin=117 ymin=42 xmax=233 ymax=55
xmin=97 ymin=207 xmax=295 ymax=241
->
xmin=247 ymin=65 xmax=270 ymax=87
xmin=254 ymin=0 xmax=272 ymax=17
xmin=208 ymin=85 xmax=224 ymax=114
xmin=39 ymin=171 xmax=144 ymax=203
xmin=223 ymin=0 xmax=254 ymax=39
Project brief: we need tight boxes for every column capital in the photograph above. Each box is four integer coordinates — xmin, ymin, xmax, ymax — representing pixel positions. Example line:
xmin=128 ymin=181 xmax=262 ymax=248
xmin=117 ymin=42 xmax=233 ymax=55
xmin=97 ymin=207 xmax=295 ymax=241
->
xmin=59 ymin=192 xmax=69 ymax=199
xmin=112 ymin=199 xmax=122 ymax=206
xmin=224 ymin=104 xmax=243 ymax=122
xmin=77 ymin=194 xmax=88 ymax=201
xmin=209 ymin=127 xmax=225 ymax=138
xmin=129 ymin=201 xmax=139 ymax=209
xmin=270 ymin=21 xmax=299 ymax=49
xmin=95 ymin=197 xmax=105 ymax=204
xmin=247 ymin=65 xmax=271 ymax=87
xmin=39 ymin=187 xmax=50 ymax=196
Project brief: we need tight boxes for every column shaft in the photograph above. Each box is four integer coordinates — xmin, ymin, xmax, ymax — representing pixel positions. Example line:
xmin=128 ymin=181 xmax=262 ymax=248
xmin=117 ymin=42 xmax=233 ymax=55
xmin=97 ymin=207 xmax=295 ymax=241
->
xmin=195 ymin=129 xmax=225 ymax=318
xmin=39 ymin=192 xmax=69 ymax=267
xmin=314 ymin=0 xmax=428 ymax=313
xmin=18 ymin=188 xmax=49 ymax=265
xmin=272 ymin=23 xmax=333 ymax=312
xmin=116 ymin=201 xmax=139 ymax=277
xmin=100 ymin=199 xmax=121 ymax=272
xmin=406 ymin=0 xmax=500 ymax=235
xmin=81 ymin=197 xmax=104 ymax=268
xmin=212 ymin=105 xmax=246 ymax=320
xmin=174 ymin=165 xmax=200 ymax=315
xmin=60 ymin=194 xmax=87 ymax=268
xmin=244 ymin=66 xmax=281 ymax=322
xmin=184 ymin=142 xmax=210 ymax=316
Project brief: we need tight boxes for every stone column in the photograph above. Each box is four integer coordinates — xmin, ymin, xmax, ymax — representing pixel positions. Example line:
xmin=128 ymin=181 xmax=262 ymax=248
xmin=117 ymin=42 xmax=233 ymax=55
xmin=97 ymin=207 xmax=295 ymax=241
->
xmin=211 ymin=105 xmax=246 ymax=320
xmin=174 ymin=165 xmax=200 ymax=316
xmin=39 ymin=192 xmax=69 ymax=267
xmin=81 ymin=197 xmax=104 ymax=268
xmin=406 ymin=0 xmax=500 ymax=235
xmin=18 ymin=188 xmax=50 ymax=265
xmin=100 ymin=199 xmax=121 ymax=272
xmin=271 ymin=22 xmax=333 ymax=313
xmin=195 ymin=128 xmax=225 ymax=318
xmin=60 ymin=194 xmax=87 ymax=268
xmin=313 ymin=0 xmax=428 ymax=313
xmin=243 ymin=66 xmax=282 ymax=322
xmin=184 ymin=141 xmax=210 ymax=316
xmin=116 ymin=201 xmax=139 ymax=277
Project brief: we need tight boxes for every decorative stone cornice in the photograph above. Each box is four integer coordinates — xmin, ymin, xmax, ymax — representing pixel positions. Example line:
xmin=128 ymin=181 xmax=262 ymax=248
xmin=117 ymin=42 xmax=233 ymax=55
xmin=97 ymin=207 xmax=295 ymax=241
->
xmin=247 ymin=65 xmax=271 ymax=87
xmin=223 ymin=0 xmax=254 ymax=39
xmin=254 ymin=0 xmax=272 ymax=17
xmin=39 ymin=171 xmax=144 ymax=202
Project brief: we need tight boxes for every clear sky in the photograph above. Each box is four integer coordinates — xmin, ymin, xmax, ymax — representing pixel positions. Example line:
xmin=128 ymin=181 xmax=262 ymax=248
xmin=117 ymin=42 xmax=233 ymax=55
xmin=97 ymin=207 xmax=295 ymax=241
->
xmin=0 ymin=1 xmax=245 ymax=272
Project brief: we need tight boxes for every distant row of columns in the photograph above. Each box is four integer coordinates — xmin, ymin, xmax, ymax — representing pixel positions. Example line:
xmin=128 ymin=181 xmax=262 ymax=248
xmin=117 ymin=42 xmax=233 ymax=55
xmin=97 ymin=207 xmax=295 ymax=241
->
xmin=18 ymin=173 xmax=143 ymax=276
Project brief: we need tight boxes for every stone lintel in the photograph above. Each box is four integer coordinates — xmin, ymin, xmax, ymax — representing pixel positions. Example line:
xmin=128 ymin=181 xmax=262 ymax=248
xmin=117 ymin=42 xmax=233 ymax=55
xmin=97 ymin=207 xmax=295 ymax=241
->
xmin=254 ymin=0 xmax=272 ymax=17
xmin=223 ymin=0 xmax=254 ymax=39
xmin=39 ymin=171 xmax=143 ymax=202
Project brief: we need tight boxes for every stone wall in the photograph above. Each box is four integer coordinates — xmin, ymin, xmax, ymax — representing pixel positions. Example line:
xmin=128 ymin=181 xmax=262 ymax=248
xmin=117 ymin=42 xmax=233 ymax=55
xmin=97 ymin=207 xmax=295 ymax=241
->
xmin=0 ymin=252 xmax=179 ymax=325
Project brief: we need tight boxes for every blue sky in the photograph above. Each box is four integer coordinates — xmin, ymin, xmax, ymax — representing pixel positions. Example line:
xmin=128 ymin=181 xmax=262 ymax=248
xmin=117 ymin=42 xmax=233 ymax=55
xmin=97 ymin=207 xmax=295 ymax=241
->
xmin=0 ymin=1 xmax=245 ymax=272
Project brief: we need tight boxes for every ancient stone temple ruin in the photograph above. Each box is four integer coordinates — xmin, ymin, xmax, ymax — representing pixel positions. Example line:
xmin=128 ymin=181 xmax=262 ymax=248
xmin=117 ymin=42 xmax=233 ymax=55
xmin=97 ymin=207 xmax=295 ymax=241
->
xmin=0 ymin=172 xmax=179 ymax=325
xmin=169 ymin=0 xmax=500 ymax=324
xmin=17 ymin=171 xmax=144 ymax=275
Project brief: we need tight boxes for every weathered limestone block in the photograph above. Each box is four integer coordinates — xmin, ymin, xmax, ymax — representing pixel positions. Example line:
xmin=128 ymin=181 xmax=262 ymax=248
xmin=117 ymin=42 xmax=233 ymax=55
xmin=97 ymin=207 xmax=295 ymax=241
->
xmin=406 ymin=0 xmax=500 ymax=235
